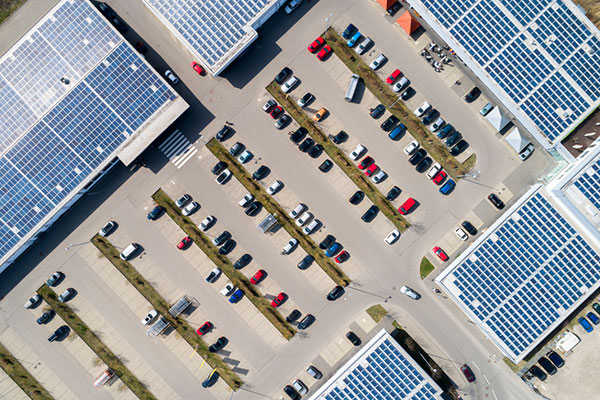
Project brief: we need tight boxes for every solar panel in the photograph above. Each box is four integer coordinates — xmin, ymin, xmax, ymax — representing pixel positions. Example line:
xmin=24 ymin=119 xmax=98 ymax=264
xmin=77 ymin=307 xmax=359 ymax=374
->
xmin=439 ymin=190 xmax=600 ymax=362
xmin=572 ymin=156 xmax=600 ymax=211
xmin=415 ymin=0 xmax=600 ymax=144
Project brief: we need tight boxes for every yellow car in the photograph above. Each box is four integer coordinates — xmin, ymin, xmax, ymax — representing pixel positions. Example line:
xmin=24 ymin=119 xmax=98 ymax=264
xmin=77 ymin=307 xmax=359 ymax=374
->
xmin=314 ymin=107 xmax=328 ymax=122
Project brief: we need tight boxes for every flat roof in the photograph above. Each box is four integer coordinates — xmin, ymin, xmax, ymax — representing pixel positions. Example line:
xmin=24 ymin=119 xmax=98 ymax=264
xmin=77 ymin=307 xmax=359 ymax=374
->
xmin=308 ymin=329 xmax=444 ymax=400
xmin=410 ymin=0 xmax=600 ymax=148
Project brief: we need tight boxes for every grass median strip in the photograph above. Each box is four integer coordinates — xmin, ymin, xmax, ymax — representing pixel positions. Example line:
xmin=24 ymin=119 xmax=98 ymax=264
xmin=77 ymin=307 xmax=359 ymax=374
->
xmin=266 ymin=83 xmax=410 ymax=233
xmin=91 ymin=235 xmax=244 ymax=389
xmin=0 ymin=342 xmax=54 ymax=400
xmin=366 ymin=304 xmax=388 ymax=323
xmin=323 ymin=27 xmax=476 ymax=178
xmin=151 ymin=189 xmax=297 ymax=340
xmin=205 ymin=139 xmax=351 ymax=286
xmin=37 ymin=284 xmax=157 ymax=399
xmin=420 ymin=257 xmax=435 ymax=279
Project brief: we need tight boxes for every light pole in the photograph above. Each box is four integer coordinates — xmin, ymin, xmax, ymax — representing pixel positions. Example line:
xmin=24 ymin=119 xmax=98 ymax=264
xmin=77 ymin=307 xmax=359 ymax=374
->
xmin=65 ymin=241 xmax=88 ymax=251
xmin=325 ymin=13 xmax=333 ymax=30
xmin=457 ymin=170 xmax=480 ymax=180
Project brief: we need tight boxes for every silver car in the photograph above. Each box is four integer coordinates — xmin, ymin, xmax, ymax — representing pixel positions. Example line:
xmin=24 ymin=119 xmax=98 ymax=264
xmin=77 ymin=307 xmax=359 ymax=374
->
xmin=369 ymin=53 xmax=387 ymax=70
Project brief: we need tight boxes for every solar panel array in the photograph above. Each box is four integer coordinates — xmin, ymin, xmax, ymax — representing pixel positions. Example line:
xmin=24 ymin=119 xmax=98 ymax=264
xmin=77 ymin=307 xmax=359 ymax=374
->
xmin=418 ymin=0 xmax=600 ymax=143
xmin=319 ymin=336 xmax=441 ymax=400
xmin=443 ymin=191 xmax=600 ymax=361
xmin=573 ymin=155 xmax=600 ymax=211
xmin=143 ymin=0 xmax=269 ymax=69
xmin=0 ymin=0 xmax=177 ymax=261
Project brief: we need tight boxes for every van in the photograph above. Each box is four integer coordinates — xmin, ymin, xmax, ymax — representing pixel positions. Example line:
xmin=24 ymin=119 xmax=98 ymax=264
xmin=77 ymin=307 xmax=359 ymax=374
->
xmin=345 ymin=74 xmax=360 ymax=102
xmin=94 ymin=369 xmax=114 ymax=387
xmin=303 ymin=219 xmax=319 ymax=235
xmin=347 ymin=31 xmax=362 ymax=47
xmin=120 ymin=243 xmax=139 ymax=260
xmin=398 ymin=198 xmax=416 ymax=215
xmin=356 ymin=37 xmax=372 ymax=55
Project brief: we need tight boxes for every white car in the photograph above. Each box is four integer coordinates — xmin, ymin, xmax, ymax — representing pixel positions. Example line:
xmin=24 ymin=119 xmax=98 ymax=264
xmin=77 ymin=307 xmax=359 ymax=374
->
xmin=281 ymin=76 xmax=299 ymax=93
xmin=263 ymin=99 xmax=276 ymax=112
xmin=238 ymin=149 xmax=253 ymax=163
xmin=297 ymin=92 xmax=314 ymax=108
xmin=303 ymin=219 xmax=319 ymax=235
xmin=239 ymin=193 xmax=254 ymax=207
xmin=295 ymin=211 xmax=313 ymax=226
xmin=369 ymin=53 xmax=387 ymax=70
xmin=455 ymin=228 xmax=468 ymax=241
xmin=164 ymin=70 xmax=179 ymax=84
xmin=267 ymin=180 xmax=283 ymax=195
xmin=284 ymin=0 xmax=303 ymax=14
xmin=426 ymin=163 xmax=442 ymax=179
xmin=403 ymin=140 xmax=419 ymax=155
xmin=349 ymin=144 xmax=366 ymax=161
xmin=372 ymin=170 xmax=387 ymax=183
xmin=99 ymin=220 xmax=116 ymax=237
xmin=182 ymin=201 xmax=199 ymax=216
xmin=400 ymin=285 xmax=420 ymax=300
xmin=355 ymin=37 xmax=373 ymax=55
xmin=385 ymin=230 xmax=400 ymax=245
xmin=198 ymin=215 xmax=215 ymax=231
xmin=205 ymin=267 xmax=221 ymax=283
xmin=24 ymin=294 xmax=41 ymax=309
xmin=430 ymin=117 xmax=445 ymax=132
xmin=215 ymin=169 xmax=232 ymax=184
xmin=282 ymin=238 xmax=298 ymax=254
xmin=292 ymin=379 xmax=308 ymax=395
xmin=289 ymin=203 xmax=306 ymax=219
xmin=141 ymin=309 xmax=158 ymax=325
xmin=414 ymin=101 xmax=431 ymax=117
xmin=175 ymin=194 xmax=191 ymax=208
xmin=392 ymin=77 xmax=410 ymax=93
xmin=220 ymin=282 xmax=236 ymax=296
xmin=519 ymin=143 xmax=535 ymax=161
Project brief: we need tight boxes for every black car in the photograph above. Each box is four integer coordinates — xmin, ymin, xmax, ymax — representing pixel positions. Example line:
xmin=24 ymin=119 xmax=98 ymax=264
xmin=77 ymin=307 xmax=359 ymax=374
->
xmin=216 ymin=125 xmax=233 ymax=142
xmin=297 ymin=255 xmax=314 ymax=270
xmin=332 ymin=130 xmax=348 ymax=144
xmin=284 ymin=384 xmax=301 ymax=400
xmin=488 ymin=193 xmax=504 ymax=209
xmin=380 ymin=115 xmax=399 ymax=131
xmin=546 ymin=350 xmax=564 ymax=368
xmin=286 ymin=309 xmax=302 ymax=323
xmin=387 ymin=0 xmax=401 ymax=15
xmin=401 ymin=87 xmax=416 ymax=100
xmin=208 ymin=337 xmax=228 ymax=353
xmin=537 ymin=356 xmax=557 ymax=375
xmin=386 ymin=186 xmax=401 ymax=201
xmin=275 ymin=67 xmax=292 ymax=84
xmin=48 ymin=325 xmax=69 ymax=342
xmin=211 ymin=161 xmax=228 ymax=175
xmin=233 ymin=254 xmax=252 ymax=269
xmin=252 ymin=165 xmax=270 ymax=180
xmin=290 ymin=128 xmax=307 ymax=144
xmin=299 ymin=138 xmax=315 ymax=152
xmin=342 ymin=23 xmax=356 ymax=39
xmin=147 ymin=205 xmax=164 ymax=220
xmin=361 ymin=205 xmax=379 ymax=222
xmin=409 ymin=148 xmax=427 ymax=165
xmin=327 ymin=286 xmax=345 ymax=301
xmin=319 ymin=235 xmax=336 ymax=250
xmin=111 ymin=16 xmax=128 ymax=33
xmin=370 ymin=104 xmax=386 ymax=119
xmin=349 ymin=190 xmax=364 ymax=205
xmin=275 ymin=114 xmax=291 ymax=129
xmin=309 ymin=144 xmax=323 ymax=158
xmin=451 ymin=140 xmax=469 ymax=156
xmin=95 ymin=2 xmax=115 ymax=18
xmin=36 ymin=310 xmax=55 ymax=325
xmin=346 ymin=331 xmax=361 ymax=346
xmin=416 ymin=157 xmax=432 ymax=173
xmin=528 ymin=365 xmax=547 ymax=381
xmin=319 ymin=159 xmax=333 ymax=172
xmin=422 ymin=109 xmax=439 ymax=125
xmin=245 ymin=201 xmax=262 ymax=216
xmin=219 ymin=239 xmax=235 ymax=255
xmin=464 ymin=87 xmax=481 ymax=103
xmin=297 ymin=314 xmax=315 ymax=330
xmin=212 ymin=231 xmax=231 ymax=246
xmin=461 ymin=220 xmax=478 ymax=236
xmin=202 ymin=372 xmax=220 ymax=388
xmin=445 ymin=131 xmax=462 ymax=146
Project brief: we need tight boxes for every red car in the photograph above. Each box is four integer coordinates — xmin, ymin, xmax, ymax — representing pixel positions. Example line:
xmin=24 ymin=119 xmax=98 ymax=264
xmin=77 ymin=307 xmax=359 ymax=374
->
xmin=250 ymin=269 xmax=265 ymax=285
xmin=398 ymin=197 xmax=416 ymax=215
xmin=386 ymin=69 xmax=402 ymax=84
xmin=335 ymin=251 xmax=349 ymax=263
xmin=271 ymin=292 xmax=286 ymax=307
xmin=433 ymin=246 xmax=448 ymax=261
xmin=177 ymin=236 xmax=192 ymax=249
xmin=358 ymin=156 xmax=374 ymax=170
xmin=461 ymin=364 xmax=476 ymax=382
xmin=196 ymin=321 xmax=213 ymax=336
xmin=270 ymin=106 xmax=283 ymax=119
xmin=317 ymin=45 xmax=332 ymax=61
xmin=365 ymin=163 xmax=378 ymax=177
xmin=432 ymin=170 xmax=447 ymax=185
xmin=308 ymin=36 xmax=325 ymax=53
xmin=191 ymin=61 xmax=205 ymax=75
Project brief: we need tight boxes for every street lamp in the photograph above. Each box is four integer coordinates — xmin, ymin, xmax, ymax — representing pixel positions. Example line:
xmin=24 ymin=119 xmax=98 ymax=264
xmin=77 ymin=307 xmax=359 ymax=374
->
xmin=65 ymin=241 xmax=88 ymax=251
xmin=457 ymin=170 xmax=480 ymax=179
xmin=325 ymin=13 xmax=333 ymax=30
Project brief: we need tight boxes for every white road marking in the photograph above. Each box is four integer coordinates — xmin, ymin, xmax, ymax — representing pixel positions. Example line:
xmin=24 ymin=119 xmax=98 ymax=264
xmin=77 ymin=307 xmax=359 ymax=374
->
xmin=158 ymin=129 xmax=198 ymax=169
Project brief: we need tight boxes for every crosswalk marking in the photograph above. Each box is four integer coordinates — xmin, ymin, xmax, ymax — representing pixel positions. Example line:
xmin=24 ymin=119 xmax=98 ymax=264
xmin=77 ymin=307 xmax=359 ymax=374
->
xmin=158 ymin=129 xmax=198 ymax=169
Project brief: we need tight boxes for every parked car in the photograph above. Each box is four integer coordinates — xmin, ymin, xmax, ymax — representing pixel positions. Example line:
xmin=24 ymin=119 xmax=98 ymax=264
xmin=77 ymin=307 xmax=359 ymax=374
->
xmin=335 ymin=251 xmax=349 ymax=263
xmin=297 ymin=314 xmax=315 ymax=329
xmin=358 ymin=155 xmax=374 ymax=170
xmin=433 ymin=246 xmax=448 ymax=261
xmin=99 ymin=221 xmax=116 ymax=237
xmin=362 ymin=205 xmax=379 ymax=222
xmin=404 ymin=140 xmax=419 ymax=155
xmin=283 ymin=238 xmax=298 ymax=254
xmin=319 ymin=159 xmax=333 ymax=172
xmin=229 ymin=142 xmax=244 ymax=156
xmin=252 ymin=165 xmax=270 ymax=180
xmin=369 ymin=53 xmax=387 ymax=70
xmin=327 ymin=286 xmax=345 ymax=300
xmin=380 ymin=115 xmax=399 ymax=131
xmin=347 ymin=31 xmax=362 ymax=47
xmin=400 ymin=285 xmax=420 ymax=300
xmin=281 ymin=76 xmax=299 ymax=93
xmin=46 ymin=271 xmax=63 ymax=287
xmin=401 ymin=87 xmax=416 ymax=100
xmin=220 ymin=282 xmax=235 ymax=296
xmin=274 ymin=67 xmax=292 ymax=84
xmin=212 ymin=231 xmax=231 ymax=246
xmin=386 ymin=186 xmax=401 ymax=201
xmin=529 ymin=365 xmax=547 ymax=381
xmin=307 ymin=365 xmax=322 ymax=379
xmin=414 ymin=102 xmax=431 ymax=117
xmin=427 ymin=163 xmax=441 ymax=180
xmin=309 ymin=144 xmax=324 ymax=158
xmin=578 ymin=316 xmax=593 ymax=332
xmin=219 ymin=239 xmax=235 ymax=255
xmin=250 ymin=269 xmax=265 ymax=285
xmin=175 ymin=194 xmax=191 ymax=208
xmin=445 ymin=131 xmax=462 ymax=147
xmin=342 ymin=23 xmax=356 ymax=39
xmin=299 ymin=138 xmax=315 ymax=152
xmin=211 ymin=161 xmax=228 ymax=175
xmin=202 ymin=371 xmax=219 ymax=388
xmin=385 ymin=229 xmax=400 ymax=245
xmin=438 ymin=123 xmax=455 ymax=139
xmin=308 ymin=37 xmax=325 ymax=53
xmin=177 ymin=236 xmax=192 ymax=249
xmin=215 ymin=125 xmax=233 ymax=142
xmin=314 ymin=107 xmax=328 ymax=122
xmin=372 ymin=169 xmax=387 ymax=183
xmin=349 ymin=190 xmax=364 ymax=205
xmin=36 ymin=310 xmax=55 ymax=325
xmin=398 ymin=197 xmax=416 ymax=215
xmin=488 ymin=193 xmax=505 ymax=209
xmin=141 ymin=310 xmax=158 ymax=325
xmin=392 ymin=77 xmax=410 ymax=92
xmin=233 ymin=253 xmax=252 ymax=270
xmin=422 ymin=109 xmax=440 ymax=125
xmin=297 ymin=255 xmax=314 ymax=270
xmin=58 ymin=288 xmax=75 ymax=303
xmin=205 ymin=267 xmax=221 ymax=283
xmin=303 ymin=219 xmax=319 ymax=234
xmin=290 ymin=127 xmax=307 ymax=144
xmin=433 ymin=170 xmax=447 ymax=185
xmin=451 ymin=140 xmax=469 ymax=156
xmin=267 ymin=180 xmax=283 ymax=195
xmin=215 ymin=169 xmax=232 ymax=184
xmin=439 ymin=179 xmax=456 ymax=195
xmin=271 ymin=292 xmax=286 ymax=307
xmin=455 ymin=228 xmax=468 ymax=241
xmin=298 ymin=92 xmax=315 ymax=107
xmin=464 ymin=87 xmax=481 ymax=103
xmin=209 ymin=336 xmax=228 ymax=353
xmin=182 ymin=201 xmax=199 ymax=216
xmin=291 ymin=379 xmax=308 ymax=396
xmin=48 ymin=325 xmax=69 ymax=342
xmin=480 ymin=102 xmax=494 ymax=116
xmin=462 ymin=220 xmax=478 ymax=235
xmin=270 ymin=105 xmax=283 ymax=119
xmin=325 ymin=242 xmax=341 ymax=257
xmin=288 ymin=203 xmax=306 ymax=219
xmin=409 ymin=149 xmax=427 ymax=165
xmin=416 ymin=157 xmax=432 ymax=173
xmin=538 ymin=356 xmax=557 ymax=375
xmin=461 ymin=364 xmax=476 ymax=382
xmin=196 ymin=321 xmax=213 ymax=336
xmin=284 ymin=385 xmax=301 ymax=400
xmin=284 ymin=0 xmax=302 ymax=14
xmin=346 ymin=331 xmax=362 ymax=346
xmin=355 ymin=36 xmax=372 ymax=54
xmin=229 ymin=289 xmax=244 ymax=304
xmin=546 ymin=350 xmax=564 ymax=368
xmin=319 ymin=235 xmax=336 ymax=250
xmin=147 ymin=205 xmax=164 ymax=220
xmin=164 ymin=70 xmax=179 ymax=85
xmin=519 ymin=143 xmax=535 ymax=161
xmin=587 ymin=311 xmax=600 ymax=325
xmin=263 ymin=99 xmax=276 ymax=112
xmin=349 ymin=144 xmax=366 ymax=160
xmin=430 ymin=117 xmax=445 ymax=132
xmin=275 ymin=114 xmax=291 ymax=129
xmin=370 ymin=104 xmax=386 ymax=118
xmin=24 ymin=294 xmax=41 ymax=309
xmin=295 ymin=211 xmax=313 ymax=226
xmin=386 ymin=69 xmax=402 ymax=84
xmin=365 ymin=163 xmax=378 ymax=177
xmin=388 ymin=123 xmax=406 ymax=140
xmin=317 ymin=45 xmax=332 ymax=60
xmin=332 ymin=130 xmax=348 ymax=144
xmin=239 ymin=193 xmax=254 ymax=207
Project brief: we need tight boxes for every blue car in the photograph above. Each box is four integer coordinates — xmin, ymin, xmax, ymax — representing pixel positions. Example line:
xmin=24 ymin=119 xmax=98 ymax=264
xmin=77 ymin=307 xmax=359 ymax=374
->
xmin=348 ymin=31 xmax=362 ymax=47
xmin=325 ymin=242 xmax=341 ymax=257
xmin=439 ymin=179 xmax=456 ymax=195
xmin=389 ymin=124 xmax=406 ymax=140
xmin=579 ymin=317 xmax=593 ymax=332
xmin=147 ymin=205 xmax=164 ymax=220
xmin=437 ymin=124 xmax=454 ymax=139
xmin=587 ymin=312 xmax=600 ymax=325
xmin=342 ymin=23 xmax=356 ymax=39
xmin=229 ymin=289 xmax=244 ymax=304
